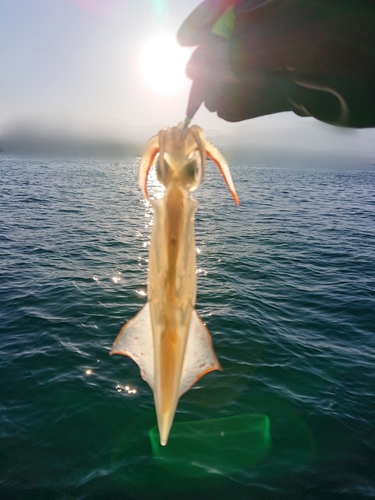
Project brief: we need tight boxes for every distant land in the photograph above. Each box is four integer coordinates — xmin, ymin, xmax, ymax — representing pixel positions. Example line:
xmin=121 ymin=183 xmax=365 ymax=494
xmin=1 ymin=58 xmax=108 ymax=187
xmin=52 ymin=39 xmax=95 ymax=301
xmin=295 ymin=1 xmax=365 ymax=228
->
xmin=1 ymin=114 xmax=375 ymax=167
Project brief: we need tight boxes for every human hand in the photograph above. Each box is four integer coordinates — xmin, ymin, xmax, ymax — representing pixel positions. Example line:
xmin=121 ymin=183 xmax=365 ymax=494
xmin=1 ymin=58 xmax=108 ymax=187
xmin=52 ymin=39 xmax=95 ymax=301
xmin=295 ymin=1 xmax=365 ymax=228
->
xmin=178 ymin=0 xmax=375 ymax=127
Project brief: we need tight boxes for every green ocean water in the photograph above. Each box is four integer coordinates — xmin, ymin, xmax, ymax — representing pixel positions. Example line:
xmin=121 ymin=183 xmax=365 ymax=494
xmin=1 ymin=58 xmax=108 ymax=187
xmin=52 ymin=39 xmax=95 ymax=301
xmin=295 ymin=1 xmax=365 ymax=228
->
xmin=1 ymin=153 xmax=374 ymax=500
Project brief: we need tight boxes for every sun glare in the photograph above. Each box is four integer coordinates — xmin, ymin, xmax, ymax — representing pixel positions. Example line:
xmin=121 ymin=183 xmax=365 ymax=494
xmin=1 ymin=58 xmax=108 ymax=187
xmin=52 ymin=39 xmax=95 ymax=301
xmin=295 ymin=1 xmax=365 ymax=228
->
xmin=139 ymin=33 xmax=191 ymax=95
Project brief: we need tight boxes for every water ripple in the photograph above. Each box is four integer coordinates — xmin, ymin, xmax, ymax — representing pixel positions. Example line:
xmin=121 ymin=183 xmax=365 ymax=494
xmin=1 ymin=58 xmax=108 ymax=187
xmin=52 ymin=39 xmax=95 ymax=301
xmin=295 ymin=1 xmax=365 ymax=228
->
xmin=1 ymin=155 xmax=374 ymax=499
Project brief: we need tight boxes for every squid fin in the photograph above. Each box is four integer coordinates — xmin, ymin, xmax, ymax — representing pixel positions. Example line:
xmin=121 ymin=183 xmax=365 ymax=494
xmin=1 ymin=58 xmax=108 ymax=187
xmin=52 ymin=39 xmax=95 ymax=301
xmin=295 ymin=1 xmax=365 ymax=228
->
xmin=110 ymin=306 xmax=221 ymax=406
xmin=139 ymin=135 xmax=159 ymax=201
xmin=110 ymin=303 xmax=154 ymax=390
xmin=205 ymin=141 xmax=240 ymax=205
xmin=179 ymin=310 xmax=222 ymax=398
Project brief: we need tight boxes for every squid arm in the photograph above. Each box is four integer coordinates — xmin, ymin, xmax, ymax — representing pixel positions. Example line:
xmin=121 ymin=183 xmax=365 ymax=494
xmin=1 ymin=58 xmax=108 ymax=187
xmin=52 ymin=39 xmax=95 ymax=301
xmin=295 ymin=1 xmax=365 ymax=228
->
xmin=190 ymin=125 xmax=239 ymax=206
xmin=205 ymin=141 xmax=239 ymax=206
xmin=138 ymin=134 xmax=159 ymax=201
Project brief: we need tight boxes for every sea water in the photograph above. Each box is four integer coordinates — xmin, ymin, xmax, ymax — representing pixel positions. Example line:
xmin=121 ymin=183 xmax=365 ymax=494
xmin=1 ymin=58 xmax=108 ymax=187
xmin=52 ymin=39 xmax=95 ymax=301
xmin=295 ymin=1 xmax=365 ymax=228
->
xmin=1 ymin=153 xmax=374 ymax=499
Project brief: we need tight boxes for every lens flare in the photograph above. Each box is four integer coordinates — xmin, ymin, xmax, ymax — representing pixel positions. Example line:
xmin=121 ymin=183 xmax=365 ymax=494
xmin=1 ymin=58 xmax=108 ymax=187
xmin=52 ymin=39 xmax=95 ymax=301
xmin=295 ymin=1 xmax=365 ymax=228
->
xmin=139 ymin=33 xmax=191 ymax=95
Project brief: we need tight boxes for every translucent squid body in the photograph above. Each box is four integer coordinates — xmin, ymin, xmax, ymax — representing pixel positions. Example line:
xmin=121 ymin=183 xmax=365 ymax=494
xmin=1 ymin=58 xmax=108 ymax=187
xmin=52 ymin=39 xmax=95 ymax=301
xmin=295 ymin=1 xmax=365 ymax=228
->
xmin=110 ymin=123 xmax=239 ymax=445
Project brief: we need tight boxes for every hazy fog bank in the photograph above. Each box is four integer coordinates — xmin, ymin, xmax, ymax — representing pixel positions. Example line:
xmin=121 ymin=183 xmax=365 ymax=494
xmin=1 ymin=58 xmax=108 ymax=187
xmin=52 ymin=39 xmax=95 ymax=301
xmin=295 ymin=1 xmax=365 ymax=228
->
xmin=0 ymin=123 xmax=142 ymax=159
xmin=1 ymin=115 xmax=375 ymax=167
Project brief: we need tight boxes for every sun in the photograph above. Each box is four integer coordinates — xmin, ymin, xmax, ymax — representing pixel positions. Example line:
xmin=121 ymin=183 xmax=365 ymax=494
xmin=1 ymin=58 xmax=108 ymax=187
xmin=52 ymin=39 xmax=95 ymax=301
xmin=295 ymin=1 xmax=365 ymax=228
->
xmin=139 ymin=33 xmax=191 ymax=95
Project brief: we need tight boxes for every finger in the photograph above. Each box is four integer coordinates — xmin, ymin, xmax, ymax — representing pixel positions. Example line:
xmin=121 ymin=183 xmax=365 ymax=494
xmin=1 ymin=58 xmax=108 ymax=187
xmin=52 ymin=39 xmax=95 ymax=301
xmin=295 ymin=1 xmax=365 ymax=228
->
xmin=185 ymin=46 xmax=211 ymax=81
xmin=185 ymin=42 xmax=238 ymax=83
xmin=205 ymin=79 xmax=288 ymax=121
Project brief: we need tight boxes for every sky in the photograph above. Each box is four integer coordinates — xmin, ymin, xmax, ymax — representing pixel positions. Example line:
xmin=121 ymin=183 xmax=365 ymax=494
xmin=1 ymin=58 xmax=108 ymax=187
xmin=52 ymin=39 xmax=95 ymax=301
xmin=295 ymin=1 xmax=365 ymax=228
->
xmin=0 ymin=0 xmax=209 ymax=133
xmin=1 ymin=0 xmax=375 ymax=155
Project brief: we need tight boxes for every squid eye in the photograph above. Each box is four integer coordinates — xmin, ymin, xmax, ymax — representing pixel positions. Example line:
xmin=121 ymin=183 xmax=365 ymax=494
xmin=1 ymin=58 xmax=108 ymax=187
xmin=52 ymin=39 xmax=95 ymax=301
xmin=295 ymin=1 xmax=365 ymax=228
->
xmin=185 ymin=160 xmax=197 ymax=181
xmin=184 ymin=150 xmax=202 ymax=190
xmin=156 ymin=155 xmax=170 ymax=183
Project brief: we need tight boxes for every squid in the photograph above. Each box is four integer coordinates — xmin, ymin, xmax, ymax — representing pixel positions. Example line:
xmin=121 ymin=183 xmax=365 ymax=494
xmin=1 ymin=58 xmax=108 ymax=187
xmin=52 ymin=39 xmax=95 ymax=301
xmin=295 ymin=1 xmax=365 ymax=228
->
xmin=110 ymin=123 xmax=239 ymax=445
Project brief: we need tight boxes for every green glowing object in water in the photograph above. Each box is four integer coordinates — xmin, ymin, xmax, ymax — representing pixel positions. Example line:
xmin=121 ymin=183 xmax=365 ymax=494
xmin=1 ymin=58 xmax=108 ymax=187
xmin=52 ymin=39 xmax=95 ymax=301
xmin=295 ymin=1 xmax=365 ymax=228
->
xmin=149 ymin=413 xmax=271 ymax=477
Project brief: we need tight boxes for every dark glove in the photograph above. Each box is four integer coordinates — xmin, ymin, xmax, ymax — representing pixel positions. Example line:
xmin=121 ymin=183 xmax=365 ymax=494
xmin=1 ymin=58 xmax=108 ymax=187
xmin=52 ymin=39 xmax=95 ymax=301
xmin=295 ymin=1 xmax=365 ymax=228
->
xmin=178 ymin=0 xmax=375 ymax=127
